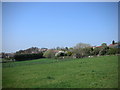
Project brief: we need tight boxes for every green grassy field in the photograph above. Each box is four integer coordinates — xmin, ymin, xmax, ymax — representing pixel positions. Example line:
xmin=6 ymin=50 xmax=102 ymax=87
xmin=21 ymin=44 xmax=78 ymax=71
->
xmin=2 ymin=55 xmax=118 ymax=88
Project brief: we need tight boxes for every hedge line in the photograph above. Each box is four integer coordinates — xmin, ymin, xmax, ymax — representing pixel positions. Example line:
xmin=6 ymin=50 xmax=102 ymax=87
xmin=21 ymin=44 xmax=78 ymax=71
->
xmin=14 ymin=53 xmax=43 ymax=61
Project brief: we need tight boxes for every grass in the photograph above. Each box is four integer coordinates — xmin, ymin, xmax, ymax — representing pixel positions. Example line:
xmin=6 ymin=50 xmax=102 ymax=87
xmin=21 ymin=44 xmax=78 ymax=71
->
xmin=2 ymin=55 xmax=118 ymax=88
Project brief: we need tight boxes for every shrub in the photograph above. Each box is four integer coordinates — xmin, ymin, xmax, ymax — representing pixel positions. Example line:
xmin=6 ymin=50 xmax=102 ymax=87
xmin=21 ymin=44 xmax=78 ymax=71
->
xmin=106 ymin=48 xmax=118 ymax=55
xmin=14 ymin=52 xmax=43 ymax=61
xmin=43 ymin=50 xmax=56 ymax=58
xmin=92 ymin=47 xmax=101 ymax=55
xmin=66 ymin=51 xmax=73 ymax=56
xmin=55 ymin=51 xmax=67 ymax=57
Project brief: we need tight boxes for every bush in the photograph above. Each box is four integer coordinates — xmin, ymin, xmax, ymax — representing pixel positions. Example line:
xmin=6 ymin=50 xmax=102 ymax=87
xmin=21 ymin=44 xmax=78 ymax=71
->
xmin=92 ymin=47 xmax=101 ymax=55
xmin=55 ymin=51 xmax=67 ymax=57
xmin=14 ymin=52 xmax=43 ymax=61
xmin=99 ymin=46 xmax=109 ymax=55
xmin=99 ymin=48 xmax=107 ymax=55
xmin=106 ymin=48 xmax=118 ymax=55
xmin=43 ymin=50 xmax=56 ymax=58
xmin=66 ymin=51 xmax=73 ymax=56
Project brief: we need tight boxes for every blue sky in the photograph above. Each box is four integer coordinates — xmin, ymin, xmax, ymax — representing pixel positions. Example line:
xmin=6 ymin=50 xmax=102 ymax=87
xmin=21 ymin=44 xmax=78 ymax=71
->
xmin=2 ymin=2 xmax=118 ymax=53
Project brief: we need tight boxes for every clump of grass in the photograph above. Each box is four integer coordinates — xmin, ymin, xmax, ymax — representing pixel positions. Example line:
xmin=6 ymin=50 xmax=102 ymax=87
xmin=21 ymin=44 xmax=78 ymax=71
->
xmin=92 ymin=70 xmax=95 ymax=72
xmin=46 ymin=76 xmax=55 ymax=80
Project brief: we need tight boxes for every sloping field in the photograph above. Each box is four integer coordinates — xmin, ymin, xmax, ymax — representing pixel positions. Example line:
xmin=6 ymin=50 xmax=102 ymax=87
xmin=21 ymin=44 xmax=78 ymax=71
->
xmin=2 ymin=55 xmax=118 ymax=88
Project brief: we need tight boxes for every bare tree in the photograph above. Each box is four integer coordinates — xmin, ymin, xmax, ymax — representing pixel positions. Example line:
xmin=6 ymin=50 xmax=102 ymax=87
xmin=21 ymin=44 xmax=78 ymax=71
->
xmin=74 ymin=43 xmax=91 ymax=49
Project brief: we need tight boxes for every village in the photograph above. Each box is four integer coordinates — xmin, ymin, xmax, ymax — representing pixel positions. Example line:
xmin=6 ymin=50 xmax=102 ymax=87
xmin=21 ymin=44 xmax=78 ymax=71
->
xmin=1 ymin=40 xmax=120 ymax=62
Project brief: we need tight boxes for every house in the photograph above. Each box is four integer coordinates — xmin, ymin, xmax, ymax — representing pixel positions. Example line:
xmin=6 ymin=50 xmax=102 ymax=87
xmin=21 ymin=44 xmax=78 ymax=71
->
xmin=95 ymin=45 xmax=104 ymax=48
xmin=38 ymin=48 xmax=48 ymax=52
xmin=109 ymin=43 xmax=119 ymax=48
xmin=5 ymin=53 xmax=15 ymax=58
xmin=92 ymin=45 xmax=102 ymax=49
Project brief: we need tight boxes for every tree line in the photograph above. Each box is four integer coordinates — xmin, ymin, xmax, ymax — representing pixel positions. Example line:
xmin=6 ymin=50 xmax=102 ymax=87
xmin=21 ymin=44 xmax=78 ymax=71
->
xmin=2 ymin=40 xmax=120 ymax=61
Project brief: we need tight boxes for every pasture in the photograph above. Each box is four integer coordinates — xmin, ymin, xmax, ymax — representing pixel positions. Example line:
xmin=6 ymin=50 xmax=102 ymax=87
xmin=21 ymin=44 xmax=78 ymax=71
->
xmin=2 ymin=55 xmax=118 ymax=88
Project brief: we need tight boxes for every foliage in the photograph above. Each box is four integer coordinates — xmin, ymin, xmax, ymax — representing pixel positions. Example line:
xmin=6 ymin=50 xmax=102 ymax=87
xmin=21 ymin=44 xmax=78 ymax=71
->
xmin=1 ymin=52 xmax=6 ymax=58
xmin=72 ymin=48 xmax=82 ymax=58
xmin=16 ymin=47 xmax=40 ymax=54
xmin=106 ymin=48 xmax=118 ymax=55
xmin=15 ymin=47 xmax=47 ymax=54
xmin=72 ymin=43 xmax=92 ymax=58
xmin=14 ymin=53 xmax=43 ymax=61
xmin=112 ymin=40 xmax=115 ymax=45
xmin=74 ymin=43 xmax=91 ymax=49
xmin=65 ymin=47 xmax=69 ymax=50
xmin=55 ymin=51 xmax=67 ymax=57
xmin=92 ymin=47 xmax=101 ymax=55
xmin=99 ymin=43 xmax=109 ymax=55
xmin=99 ymin=48 xmax=107 ymax=55
xmin=66 ymin=51 xmax=73 ymax=56
xmin=82 ymin=47 xmax=93 ymax=56
xmin=43 ymin=49 xmax=56 ymax=58
xmin=101 ymin=43 xmax=107 ymax=47
xmin=3 ymin=41 xmax=120 ymax=61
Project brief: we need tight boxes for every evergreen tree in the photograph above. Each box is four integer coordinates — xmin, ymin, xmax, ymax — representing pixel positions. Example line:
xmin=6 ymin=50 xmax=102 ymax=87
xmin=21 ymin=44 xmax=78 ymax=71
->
xmin=112 ymin=40 xmax=115 ymax=45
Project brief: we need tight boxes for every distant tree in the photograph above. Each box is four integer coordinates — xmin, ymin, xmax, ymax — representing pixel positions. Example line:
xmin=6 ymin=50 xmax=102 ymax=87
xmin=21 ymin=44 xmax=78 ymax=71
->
xmin=15 ymin=47 xmax=40 ymax=55
xmin=101 ymin=43 xmax=107 ymax=47
xmin=1 ymin=52 xmax=6 ymax=58
xmin=99 ymin=43 xmax=109 ymax=55
xmin=16 ymin=50 xmax=24 ymax=54
xmin=92 ymin=47 xmax=101 ymax=55
xmin=82 ymin=47 xmax=92 ymax=56
xmin=14 ymin=52 xmax=43 ymax=61
xmin=72 ymin=43 xmax=91 ymax=58
xmin=106 ymin=48 xmax=117 ymax=55
xmin=72 ymin=48 xmax=85 ymax=58
xmin=99 ymin=48 xmax=107 ymax=55
xmin=56 ymin=47 xmax=61 ymax=50
xmin=55 ymin=51 xmax=66 ymax=57
xmin=112 ymin=40 xmax=115 ymax=45
xmin=66 ymin=51 xmax=73 ymax=56
xmin=69 ymin=47 xmax=73 ymax=50
xmin=65 ymin=47 xmax=68 ymax=50
xmin=43 ymin=50 xmax=55 ymax=58
xmin=118 ymin=48 xmax=120 ymax=54
xmin=74 ymin=43 xmax=91 ymax=49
